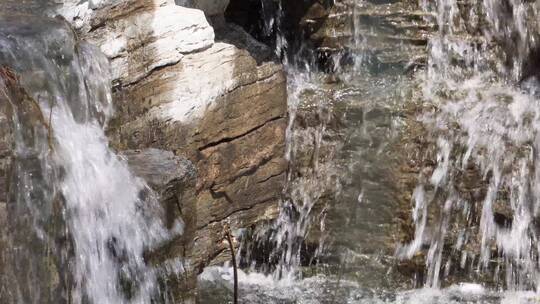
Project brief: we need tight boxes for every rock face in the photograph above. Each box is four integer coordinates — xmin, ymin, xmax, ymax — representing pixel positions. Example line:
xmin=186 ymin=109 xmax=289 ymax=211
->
xmin=264 ymin=0 xmax=540 ymax=289
xmin=226 ymin=0 xmax=433 ymax=70
xmin=0 ymin=67 xmax=68 ymax=304
xmin=54 ymin=0 xmax=288 ymax=300
xmin=300 ymin=0 xmax=433 ymax=67
xmin=0 ymin=0 xmax=287 ymax=299
xmin=223 ymin=0 xmax=436 ymax=287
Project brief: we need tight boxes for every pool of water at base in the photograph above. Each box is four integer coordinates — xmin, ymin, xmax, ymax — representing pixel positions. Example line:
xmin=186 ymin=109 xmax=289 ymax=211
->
xmin=198 ymin=266 xmax=540 ymax=304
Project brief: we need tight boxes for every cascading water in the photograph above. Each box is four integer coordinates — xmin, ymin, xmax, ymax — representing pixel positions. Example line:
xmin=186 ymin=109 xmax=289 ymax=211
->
xmin=233 ymin=0 xmax=343 ymax=282
xmin=0 ymin=15 xmax=180 ymax=303
xmin=203 ymin=0 xmax=540 ymax=303
xmin=244 ymin=0 xmax=413 ymax=284
xmin=399 ymin=0 xmax=540 ymax=291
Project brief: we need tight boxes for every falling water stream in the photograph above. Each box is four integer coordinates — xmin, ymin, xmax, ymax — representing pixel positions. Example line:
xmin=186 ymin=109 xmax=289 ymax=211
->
xmin=397 ymin=0 xmax=540 ymax=291
xmin=0 ymin=15 xmax=181 ymax=303
xmin=200 ymin=0 xmax=540 ymax=303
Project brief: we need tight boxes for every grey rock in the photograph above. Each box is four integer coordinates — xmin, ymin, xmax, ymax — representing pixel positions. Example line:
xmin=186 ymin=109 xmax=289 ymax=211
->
xmin=124 ymin=148 xmax=195 ymax=192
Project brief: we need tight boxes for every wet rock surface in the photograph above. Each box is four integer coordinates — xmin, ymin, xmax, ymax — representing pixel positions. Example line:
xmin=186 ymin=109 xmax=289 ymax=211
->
xmin=225 ymin=0 xmax=433 ymax=70
xmin=123 ymin=148 xmax=199 ymax=301
xmin=223 ymin=0 xmax=529 ymax=293
xmin=124 ymin=148 xmax=196 ymax=229
xmin=303 ymin=0 xmax=433 ymax=67
xmin=6 ymin=0 xmax=539 ymax=302
xmin=0 ymin=66 xmax=68 ymax=303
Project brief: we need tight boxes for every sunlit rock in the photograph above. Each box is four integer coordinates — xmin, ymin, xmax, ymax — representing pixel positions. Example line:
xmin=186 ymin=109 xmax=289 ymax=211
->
xmin=83 ymin=4 xmax=214 ymax=85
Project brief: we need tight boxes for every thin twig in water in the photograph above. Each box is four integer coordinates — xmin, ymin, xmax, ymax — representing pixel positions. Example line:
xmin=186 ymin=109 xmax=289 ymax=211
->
xmin=332 ymin=249 xmax=348 ymax=304
xmin=224 ymin=224 xmax=238 ymax=304
xmin=47 ymin=99 xmax=55 ymax=152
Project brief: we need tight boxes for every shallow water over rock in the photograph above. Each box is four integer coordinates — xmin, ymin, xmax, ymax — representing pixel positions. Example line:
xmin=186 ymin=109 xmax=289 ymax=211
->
xmin=203 ymin=0 xmax=540 ymax=302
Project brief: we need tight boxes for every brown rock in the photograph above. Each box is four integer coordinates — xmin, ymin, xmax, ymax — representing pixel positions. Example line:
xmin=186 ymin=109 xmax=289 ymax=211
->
xmin=56 ymin=0 xmax=288 ymax=299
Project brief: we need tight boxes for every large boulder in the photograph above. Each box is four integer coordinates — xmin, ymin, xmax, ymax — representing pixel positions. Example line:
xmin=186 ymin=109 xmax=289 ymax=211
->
xmin=106 ymin=38 xmax=288 ymax=273
xmin=53 ymin=0 xmax=288 ymax=300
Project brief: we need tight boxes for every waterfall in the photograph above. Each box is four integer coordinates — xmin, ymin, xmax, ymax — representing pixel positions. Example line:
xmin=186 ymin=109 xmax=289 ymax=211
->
xmin=0 ymin=15 xmax=175 ymax=303
xmin=236 ymin=0 xmax=540 ymax=296
xmin=399 ymin=0 xmax=540 ymax=290
xmin=7 ymin=0 xmax=540 ymax=302
xmin=234 ymin=0 xmax=332 ymax=281
xmin=242 ymin=0 xmax=366 ymax=282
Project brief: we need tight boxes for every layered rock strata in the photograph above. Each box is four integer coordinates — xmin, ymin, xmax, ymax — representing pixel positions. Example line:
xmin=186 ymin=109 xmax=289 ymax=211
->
xmin=54 ymin=0 xmax=288 ymax=300
xmin=225 ymin=0 xmax=434 ymax=70
xmin=299 ymin=0 xmax=434 ymax=67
